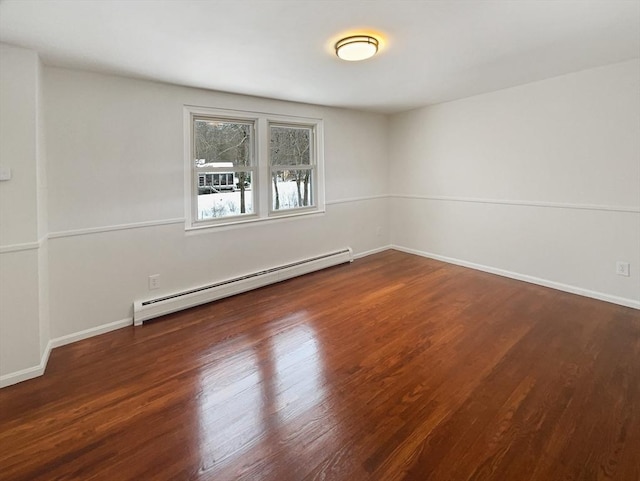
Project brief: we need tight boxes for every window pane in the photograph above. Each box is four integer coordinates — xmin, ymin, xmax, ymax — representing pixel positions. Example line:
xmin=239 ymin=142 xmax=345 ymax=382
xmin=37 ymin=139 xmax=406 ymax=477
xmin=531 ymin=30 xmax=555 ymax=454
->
xmin=270 ymin=126 xmax=311 ymax=166
xmin=194 ymin=119 xmax=253 ymax=167
xmin=271 ymin=169 xmax=313 ymax=210
xmin=197 ymin=171 xmax=254 ymax=220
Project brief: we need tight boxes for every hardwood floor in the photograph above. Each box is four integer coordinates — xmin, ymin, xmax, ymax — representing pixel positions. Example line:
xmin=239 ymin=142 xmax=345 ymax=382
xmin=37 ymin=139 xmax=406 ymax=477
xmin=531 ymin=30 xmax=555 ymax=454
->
xmin=1 ymin=250 xmax=639 ymax=481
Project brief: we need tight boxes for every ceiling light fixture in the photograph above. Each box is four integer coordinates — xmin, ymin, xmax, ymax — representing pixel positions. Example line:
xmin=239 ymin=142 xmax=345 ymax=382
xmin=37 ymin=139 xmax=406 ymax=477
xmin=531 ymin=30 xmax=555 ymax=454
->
xmin=335 ymin=35 xmax=379 ymax=61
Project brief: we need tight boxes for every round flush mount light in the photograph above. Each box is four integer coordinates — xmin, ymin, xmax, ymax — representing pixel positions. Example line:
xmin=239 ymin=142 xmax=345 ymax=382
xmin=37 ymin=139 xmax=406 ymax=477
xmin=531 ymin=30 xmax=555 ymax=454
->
xmin=335 ymin=35 xmax=379 ymax=61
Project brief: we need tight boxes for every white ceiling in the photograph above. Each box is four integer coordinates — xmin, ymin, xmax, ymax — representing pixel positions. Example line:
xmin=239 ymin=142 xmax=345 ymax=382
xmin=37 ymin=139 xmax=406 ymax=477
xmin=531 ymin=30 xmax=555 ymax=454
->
xmin=1 ymin=0 xmax=639 ymax=113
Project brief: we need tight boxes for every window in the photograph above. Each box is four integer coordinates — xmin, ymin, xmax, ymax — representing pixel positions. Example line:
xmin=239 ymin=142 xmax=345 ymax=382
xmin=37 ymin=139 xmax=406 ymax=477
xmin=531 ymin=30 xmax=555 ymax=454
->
xmin=192 ymin=117 xmax=255 ymax=220
xmin=185 ymin=107 xmax=324 ymax=229
xmin=270 ymin=124 xmax=314 ymax=212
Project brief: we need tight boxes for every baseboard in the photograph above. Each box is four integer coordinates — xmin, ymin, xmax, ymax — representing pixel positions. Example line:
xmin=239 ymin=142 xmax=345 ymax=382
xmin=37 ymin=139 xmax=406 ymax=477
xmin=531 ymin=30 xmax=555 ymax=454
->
xmin=392 ymin=245 xmax=640 ymax=310
xmin=50 ymin=318 xmax=133 ymax=349
xmin=0 ymin=340 xmax=52 ymax=388
xmin=353 ymin=244 xmax=392 ymax=260
xmin=0 ymin=318 xmax=132 ymax=389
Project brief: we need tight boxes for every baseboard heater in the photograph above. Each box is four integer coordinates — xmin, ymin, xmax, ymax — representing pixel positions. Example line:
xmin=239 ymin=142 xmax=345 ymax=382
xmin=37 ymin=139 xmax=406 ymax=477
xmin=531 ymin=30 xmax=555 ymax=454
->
xmin=133 ymin=247 xmax=353 ymax=325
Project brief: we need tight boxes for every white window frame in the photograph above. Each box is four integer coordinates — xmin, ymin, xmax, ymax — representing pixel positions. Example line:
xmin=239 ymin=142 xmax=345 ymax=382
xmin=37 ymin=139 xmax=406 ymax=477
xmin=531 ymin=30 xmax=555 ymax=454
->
xmin=184 ymin=106 xmax=324 ymax=230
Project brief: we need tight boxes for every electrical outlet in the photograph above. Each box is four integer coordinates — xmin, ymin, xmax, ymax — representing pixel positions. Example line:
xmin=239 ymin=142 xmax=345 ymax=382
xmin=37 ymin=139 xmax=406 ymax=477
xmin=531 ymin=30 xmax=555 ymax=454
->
xmin=148 ymin=274 xmax=160 ymax=290
xmin=616 ymin=262 xmax=630 ymax=277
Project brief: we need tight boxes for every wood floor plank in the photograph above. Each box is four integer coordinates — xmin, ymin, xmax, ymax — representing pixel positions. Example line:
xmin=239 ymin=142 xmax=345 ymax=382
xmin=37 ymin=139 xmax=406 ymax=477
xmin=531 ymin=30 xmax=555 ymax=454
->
xmin=1 ymin=250 xmax=639 ymax=481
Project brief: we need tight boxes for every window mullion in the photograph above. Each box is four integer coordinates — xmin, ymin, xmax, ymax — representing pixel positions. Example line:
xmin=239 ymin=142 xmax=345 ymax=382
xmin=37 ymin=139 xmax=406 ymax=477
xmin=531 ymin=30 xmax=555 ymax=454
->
xmin=257 ymin=117 xmax=269 ymax=218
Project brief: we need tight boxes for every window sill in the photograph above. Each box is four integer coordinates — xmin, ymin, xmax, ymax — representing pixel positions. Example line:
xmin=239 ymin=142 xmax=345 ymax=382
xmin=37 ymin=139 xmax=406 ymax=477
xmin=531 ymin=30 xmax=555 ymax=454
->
xmin=185 ymin=208 xmax=326 ymax=233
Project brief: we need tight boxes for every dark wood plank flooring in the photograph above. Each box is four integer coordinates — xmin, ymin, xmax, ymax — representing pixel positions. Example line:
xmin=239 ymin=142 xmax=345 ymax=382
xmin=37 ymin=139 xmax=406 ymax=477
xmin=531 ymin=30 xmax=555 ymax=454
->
xmin=1 ymin=250 xmax=639 ymax=480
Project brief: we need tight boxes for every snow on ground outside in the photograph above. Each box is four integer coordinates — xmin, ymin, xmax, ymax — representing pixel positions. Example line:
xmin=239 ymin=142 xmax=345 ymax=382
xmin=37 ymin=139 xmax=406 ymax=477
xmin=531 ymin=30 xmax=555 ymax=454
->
xmin=197 ymin=180 xmax=310 ymax=219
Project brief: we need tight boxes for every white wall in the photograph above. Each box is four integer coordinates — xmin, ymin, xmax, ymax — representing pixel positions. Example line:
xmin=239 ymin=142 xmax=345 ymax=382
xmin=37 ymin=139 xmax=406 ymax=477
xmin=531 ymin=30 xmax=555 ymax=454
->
xmin=0 ymin=44 xmax=48 ymax=381
xmin=389 ymin=59 xmax=640 ymax=306
xmin=0 ymin=44 xmax=39 ymax=245
xmin=44 ymin=67 xmax=390 ymax=339
xmin=0 ymin=249 xmax=41 ymax=376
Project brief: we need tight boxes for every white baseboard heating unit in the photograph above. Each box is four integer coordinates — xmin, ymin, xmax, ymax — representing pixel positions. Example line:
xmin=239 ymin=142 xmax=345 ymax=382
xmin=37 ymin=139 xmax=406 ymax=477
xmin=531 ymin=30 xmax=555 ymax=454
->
xmin=133 ymin=247 xmax=353 ymax=325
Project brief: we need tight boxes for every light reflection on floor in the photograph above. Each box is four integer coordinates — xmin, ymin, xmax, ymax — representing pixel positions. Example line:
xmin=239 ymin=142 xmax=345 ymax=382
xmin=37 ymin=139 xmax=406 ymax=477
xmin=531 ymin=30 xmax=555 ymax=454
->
xmin=197 ymin=343 xmax=263 ymax=471
xmin=196 ymin=313 xmax=340 ymax=476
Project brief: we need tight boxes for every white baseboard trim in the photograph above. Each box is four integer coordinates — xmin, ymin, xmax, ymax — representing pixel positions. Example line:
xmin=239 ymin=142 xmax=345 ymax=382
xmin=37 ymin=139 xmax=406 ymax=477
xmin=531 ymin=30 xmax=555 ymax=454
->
xmin=392 ymin=245 xmax=640 ymax=310
xmin=0 ymin=318 xmax=132 ymax=389
xmin=353 ymin=245 xmax=393 ymax=260
xmin=50 ymin=318 xmax=133 ymax=349
xmin=0 ymin=340 xmax=52 ymax=389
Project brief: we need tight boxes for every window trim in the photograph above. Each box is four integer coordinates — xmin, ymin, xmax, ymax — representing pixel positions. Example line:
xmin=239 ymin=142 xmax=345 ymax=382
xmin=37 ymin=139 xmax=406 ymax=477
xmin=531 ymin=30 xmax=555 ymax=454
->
xmin=184 ymin=106 xmax=325 ymax=230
